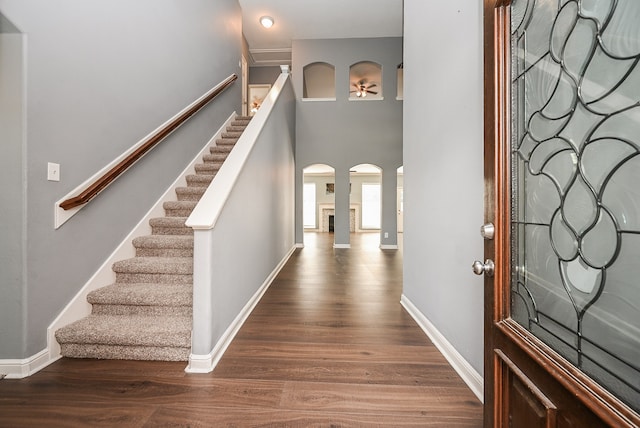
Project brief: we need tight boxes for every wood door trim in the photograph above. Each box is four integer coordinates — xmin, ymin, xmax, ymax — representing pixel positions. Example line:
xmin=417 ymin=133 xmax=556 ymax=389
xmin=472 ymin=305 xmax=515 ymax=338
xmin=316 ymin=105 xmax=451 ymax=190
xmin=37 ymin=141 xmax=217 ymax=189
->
xmin=483 ymin=1 xmax=512 ymax=426
xmin=497 ymin=320 xmax=640 ymax=427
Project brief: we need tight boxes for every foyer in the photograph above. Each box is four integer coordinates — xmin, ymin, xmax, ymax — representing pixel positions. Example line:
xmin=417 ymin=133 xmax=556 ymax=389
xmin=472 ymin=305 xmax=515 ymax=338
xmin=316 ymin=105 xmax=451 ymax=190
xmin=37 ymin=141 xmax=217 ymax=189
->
xmin=0 ymin=233 xmax=482 ymax=426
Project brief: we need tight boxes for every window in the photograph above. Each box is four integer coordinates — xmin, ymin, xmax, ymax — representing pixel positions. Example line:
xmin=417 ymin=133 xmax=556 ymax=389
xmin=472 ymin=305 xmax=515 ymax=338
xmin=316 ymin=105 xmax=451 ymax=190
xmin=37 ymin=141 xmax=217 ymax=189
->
xmin=361 ymin=183 xmax=381 ymax=229
xmin=303 ymin=182 xmax=317 ymax=228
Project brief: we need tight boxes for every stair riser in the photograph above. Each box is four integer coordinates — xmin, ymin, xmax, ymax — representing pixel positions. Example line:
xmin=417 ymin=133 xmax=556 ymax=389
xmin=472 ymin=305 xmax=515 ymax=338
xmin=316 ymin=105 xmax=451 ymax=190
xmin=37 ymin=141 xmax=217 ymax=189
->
xmin=203 ymin=154 xmax=228 ymax=163
xmin=221 ymin=132 xmax=242 ymax=138
xmin=136 ymin=248 xmax=193 ymax=258
xmin=151 ymin=226 xmax=193 ymax=236
xmin=59 ymin=344 xmax=190 ymax=361
xmin=210 ymin=146 xmax=233 ymax=154
xmin=176 ymin=194 xmax=204 ymax=202
xmin=216 ymin=139 xmax=238 ymax=146
xmin=91 ymin=304 xmax=192 ymax=317
xmin=164 ymin=208 xmax=194 ymax=217
xmin=186 ymin=176 xmax=213 ymax=187
xmin=195 ymin=164 xmax=221 ymax=174
xmin=115 ymin=272 xmax=193 ymax=284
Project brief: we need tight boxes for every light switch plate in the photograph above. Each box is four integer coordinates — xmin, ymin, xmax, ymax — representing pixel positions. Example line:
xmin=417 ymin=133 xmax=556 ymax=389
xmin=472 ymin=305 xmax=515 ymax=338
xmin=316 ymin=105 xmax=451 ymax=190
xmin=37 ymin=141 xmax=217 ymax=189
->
xmin=48 ymin=162 xmax=60 ymax=182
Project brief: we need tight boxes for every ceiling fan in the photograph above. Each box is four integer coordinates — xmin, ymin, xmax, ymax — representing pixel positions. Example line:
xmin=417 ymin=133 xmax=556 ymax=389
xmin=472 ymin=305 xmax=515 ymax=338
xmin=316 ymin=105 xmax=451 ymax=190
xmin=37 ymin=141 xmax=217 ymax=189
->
xmin=350 ymin=80 xmax=378 ymax=97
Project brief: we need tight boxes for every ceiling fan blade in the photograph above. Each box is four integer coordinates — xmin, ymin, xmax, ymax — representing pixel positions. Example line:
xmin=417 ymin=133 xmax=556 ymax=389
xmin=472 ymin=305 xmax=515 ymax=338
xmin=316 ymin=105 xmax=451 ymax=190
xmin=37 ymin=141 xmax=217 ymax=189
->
xmin=367 ymin=90 xmax=378 ymax=95
xmin=367 ymin=83 xmax=377 ymax=89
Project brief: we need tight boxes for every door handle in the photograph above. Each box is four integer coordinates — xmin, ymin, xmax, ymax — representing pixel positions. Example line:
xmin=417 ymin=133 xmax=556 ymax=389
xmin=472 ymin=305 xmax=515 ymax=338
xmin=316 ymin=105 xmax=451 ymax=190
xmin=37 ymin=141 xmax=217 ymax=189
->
xmin=472 ymin=259 xmax=495 ymax=277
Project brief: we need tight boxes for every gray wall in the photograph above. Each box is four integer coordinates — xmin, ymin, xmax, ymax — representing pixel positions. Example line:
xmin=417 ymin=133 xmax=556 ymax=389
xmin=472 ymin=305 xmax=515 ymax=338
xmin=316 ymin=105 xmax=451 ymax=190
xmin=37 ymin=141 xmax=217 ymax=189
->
xmin=293 ymin=38 xmax=403 ymax=247
xmin=249 ymin=66 xmax=281 ymax=85
xmin=403 ymin=0 xmax=485 ymax=374
xmin=0 ymin=0 xmax=242 ymax=359
xmin=0 ymin=16 xmax=25 ymax=358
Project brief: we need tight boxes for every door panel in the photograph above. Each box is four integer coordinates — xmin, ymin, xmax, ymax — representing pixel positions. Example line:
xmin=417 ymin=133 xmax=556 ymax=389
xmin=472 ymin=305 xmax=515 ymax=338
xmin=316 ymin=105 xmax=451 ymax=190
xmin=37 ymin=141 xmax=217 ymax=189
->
xmin=483 ymin=0 xmax=640 ymax=426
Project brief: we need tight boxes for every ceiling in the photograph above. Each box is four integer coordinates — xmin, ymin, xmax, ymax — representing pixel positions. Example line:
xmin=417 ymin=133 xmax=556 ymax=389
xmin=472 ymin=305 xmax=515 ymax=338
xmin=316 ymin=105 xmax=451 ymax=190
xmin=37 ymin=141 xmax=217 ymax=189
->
xmin=239 ymin=0 xmax=404 ymax=67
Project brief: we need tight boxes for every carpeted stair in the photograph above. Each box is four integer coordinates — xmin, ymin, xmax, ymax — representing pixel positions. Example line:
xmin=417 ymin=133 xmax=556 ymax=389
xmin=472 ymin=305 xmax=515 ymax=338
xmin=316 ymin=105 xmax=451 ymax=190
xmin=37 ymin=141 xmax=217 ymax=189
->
xmin=55 ymin=116 xmax=252 ymax=361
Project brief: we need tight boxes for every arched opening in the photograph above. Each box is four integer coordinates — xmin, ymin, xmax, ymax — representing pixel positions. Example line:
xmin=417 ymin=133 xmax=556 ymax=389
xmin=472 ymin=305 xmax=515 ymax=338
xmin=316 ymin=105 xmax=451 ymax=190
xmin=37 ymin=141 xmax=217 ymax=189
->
xmin=349 ymin=61 xmax=382 ymax=100
xmin=302 ymin=62 xmax=335 ymax=99
xmin=303 ymin=164 xmax=335 ymax=232
xmin=349 ymin=164 xmax=382 ymax=247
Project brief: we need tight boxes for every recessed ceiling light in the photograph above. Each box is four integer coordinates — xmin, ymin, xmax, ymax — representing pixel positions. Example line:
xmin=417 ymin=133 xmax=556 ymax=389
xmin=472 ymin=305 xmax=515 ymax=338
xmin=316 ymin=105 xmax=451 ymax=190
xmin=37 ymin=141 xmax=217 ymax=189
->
xmin=260 ymin=16 xmax=274 ymax=29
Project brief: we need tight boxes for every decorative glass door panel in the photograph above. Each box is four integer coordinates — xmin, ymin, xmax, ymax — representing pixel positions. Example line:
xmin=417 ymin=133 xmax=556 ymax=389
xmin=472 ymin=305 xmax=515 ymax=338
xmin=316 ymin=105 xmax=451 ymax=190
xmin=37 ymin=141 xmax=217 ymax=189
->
xmin=510 ymin=0 xmax=640 ymax=412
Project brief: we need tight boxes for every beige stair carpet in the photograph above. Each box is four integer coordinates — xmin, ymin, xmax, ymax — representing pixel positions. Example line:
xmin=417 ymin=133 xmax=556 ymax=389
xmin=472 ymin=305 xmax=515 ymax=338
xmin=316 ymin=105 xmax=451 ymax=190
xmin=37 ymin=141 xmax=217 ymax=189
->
xmin=55 ymin=116 xmax=252 ymax=361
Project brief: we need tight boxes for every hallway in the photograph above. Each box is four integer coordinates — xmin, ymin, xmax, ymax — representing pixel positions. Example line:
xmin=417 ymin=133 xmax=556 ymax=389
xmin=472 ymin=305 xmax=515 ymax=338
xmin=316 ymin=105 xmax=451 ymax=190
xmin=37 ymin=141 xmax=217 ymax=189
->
xmin=0 ymin=232 xmax=483 ymax=427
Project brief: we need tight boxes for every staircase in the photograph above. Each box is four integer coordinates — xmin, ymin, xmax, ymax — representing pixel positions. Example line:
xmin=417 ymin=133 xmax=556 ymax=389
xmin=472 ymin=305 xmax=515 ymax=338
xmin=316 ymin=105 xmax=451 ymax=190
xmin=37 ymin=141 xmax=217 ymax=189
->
xmin=55 ymin=116 xmax=252 ymax=361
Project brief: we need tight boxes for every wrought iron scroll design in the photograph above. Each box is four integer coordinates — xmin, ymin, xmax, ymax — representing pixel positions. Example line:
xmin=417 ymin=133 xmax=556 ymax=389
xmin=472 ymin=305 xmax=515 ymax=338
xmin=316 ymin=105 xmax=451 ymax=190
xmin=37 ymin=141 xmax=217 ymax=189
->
xmin=510 ymin=0 xmax=640 ymax=412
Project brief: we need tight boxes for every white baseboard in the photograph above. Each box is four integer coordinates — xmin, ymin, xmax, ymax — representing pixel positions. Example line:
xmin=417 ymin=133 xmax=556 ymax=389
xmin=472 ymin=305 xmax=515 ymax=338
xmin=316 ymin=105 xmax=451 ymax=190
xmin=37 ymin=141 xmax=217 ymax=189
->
xmin=380 ymin=244 xmax=398 ymax=249
xmin=0 ymin=349 xmax=59 ymax=379
xmin=333 ymin=243 xmax=350 ymax=249
xmin=20 ymin=113 xmax=239 ymax=378
xmin=186 ymin=243 xmax=296 ymax=373
xmin=295 ymin=243 xmax=304 ymax=248
xmin=401 ymin=294 xmax=484 ymax=403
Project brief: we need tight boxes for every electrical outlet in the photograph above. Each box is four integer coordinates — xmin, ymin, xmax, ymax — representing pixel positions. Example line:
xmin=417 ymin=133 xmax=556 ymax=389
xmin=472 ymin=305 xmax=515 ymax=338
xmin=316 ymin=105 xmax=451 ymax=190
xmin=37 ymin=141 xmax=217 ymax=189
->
xmin=47 ymin=162 xmax=60 ymax=182
xmin=384 ymin=232 xmax=389 ymax=238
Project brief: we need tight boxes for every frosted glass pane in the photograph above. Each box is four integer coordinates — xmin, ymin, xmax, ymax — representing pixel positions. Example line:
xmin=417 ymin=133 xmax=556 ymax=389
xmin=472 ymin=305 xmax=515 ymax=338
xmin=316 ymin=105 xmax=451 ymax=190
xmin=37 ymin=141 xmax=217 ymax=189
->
xmin=510 ymin=0 xmax=640 ymax=412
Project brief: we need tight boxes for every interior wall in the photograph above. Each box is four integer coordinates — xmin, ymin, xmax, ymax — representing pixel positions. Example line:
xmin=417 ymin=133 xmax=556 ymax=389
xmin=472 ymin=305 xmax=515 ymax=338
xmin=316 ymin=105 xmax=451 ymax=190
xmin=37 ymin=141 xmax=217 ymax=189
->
xmin=249 ymin=66 xmax=281 ymax=85
xmin=293 ymin=38 xmax=403 ymax=247
xmin=0 ymin=16 xmax=25 ymax=358
xmin=402 ymin=0 xmax=485 ymax=375
xmin=0 ymin=0 xmax=242 ymax=359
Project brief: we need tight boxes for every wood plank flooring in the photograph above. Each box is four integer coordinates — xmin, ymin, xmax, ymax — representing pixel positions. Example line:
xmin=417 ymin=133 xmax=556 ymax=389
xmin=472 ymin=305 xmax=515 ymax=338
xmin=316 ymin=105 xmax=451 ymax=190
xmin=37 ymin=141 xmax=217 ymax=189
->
xmin=0 ymin=232 xmax=483 ymax=427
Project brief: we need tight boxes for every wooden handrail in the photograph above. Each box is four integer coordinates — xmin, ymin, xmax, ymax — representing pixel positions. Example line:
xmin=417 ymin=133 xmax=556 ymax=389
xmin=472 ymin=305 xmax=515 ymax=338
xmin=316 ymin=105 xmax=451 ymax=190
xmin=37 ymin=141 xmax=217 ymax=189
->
xmin=59 ymin=74 xmax=238 ymax=210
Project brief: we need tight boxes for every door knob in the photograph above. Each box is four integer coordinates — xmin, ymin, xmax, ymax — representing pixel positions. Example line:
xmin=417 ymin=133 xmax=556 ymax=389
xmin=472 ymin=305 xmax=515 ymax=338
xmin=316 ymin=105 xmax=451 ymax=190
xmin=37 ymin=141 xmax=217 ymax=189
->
xmin=472 ymin=259 xmax=495 ymax=277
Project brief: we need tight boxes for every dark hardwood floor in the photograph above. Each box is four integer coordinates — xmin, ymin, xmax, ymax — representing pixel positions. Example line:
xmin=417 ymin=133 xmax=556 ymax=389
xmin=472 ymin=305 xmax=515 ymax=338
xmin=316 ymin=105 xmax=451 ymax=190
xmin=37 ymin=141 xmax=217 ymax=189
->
xmin=0 ymin=232 xmax=483 ymax=427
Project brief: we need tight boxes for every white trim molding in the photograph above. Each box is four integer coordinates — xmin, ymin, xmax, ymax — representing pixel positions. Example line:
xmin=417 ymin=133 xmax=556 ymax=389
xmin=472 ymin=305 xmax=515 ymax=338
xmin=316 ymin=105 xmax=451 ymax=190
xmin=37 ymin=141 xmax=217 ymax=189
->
xmin=401 ymin=294 xmax=484 ymax=403
xmin=380 ymin=244 xmax=398 ymax=250
xmin=0 ymin=349 xmax=56 ymax=379
xmin=186 ymin=244 xmax=296 ymax=373
xmin=333 ymin=243 xmax=351 ymax=249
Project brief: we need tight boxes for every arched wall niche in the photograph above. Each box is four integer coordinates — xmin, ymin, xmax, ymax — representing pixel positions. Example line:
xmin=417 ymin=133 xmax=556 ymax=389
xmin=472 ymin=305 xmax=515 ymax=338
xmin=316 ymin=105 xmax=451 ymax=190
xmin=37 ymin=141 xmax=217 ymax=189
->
xmin=302 ymin=62 xmax=335 ymax=99
xmin=349 ymin=61 xmax=382 ymax=99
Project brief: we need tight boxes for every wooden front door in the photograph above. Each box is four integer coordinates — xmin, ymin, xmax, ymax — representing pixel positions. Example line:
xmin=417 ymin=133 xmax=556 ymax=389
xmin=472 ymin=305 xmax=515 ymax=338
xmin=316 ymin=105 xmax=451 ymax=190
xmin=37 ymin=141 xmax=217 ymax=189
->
xmin=483 ymin=1 xmax=640 ymax=426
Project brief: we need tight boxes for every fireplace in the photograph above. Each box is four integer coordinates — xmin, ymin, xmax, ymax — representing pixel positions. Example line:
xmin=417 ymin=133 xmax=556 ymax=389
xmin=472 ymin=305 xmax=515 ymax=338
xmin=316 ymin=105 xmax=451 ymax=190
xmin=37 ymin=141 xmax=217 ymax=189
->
xmin=318 ymin=204 xmax=360 ymax=232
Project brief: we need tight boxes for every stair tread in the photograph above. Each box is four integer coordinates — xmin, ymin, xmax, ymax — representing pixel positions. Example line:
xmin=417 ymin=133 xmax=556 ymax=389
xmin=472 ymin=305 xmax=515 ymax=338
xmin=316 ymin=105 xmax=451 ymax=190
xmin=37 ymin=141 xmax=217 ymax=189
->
xmin=55 ymin=314 xmax=191 ymax=347
xmin=88 ymin=283 xmax=192 ymax=306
